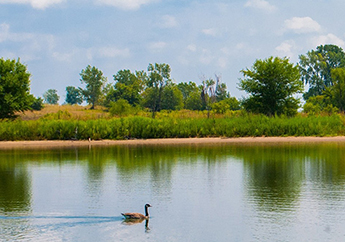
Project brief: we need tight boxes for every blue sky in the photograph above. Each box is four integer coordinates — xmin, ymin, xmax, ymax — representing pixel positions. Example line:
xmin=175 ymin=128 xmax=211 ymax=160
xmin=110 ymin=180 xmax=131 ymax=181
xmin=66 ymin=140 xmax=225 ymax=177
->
xmin=1 ymin=0 xmax=345 ymax=101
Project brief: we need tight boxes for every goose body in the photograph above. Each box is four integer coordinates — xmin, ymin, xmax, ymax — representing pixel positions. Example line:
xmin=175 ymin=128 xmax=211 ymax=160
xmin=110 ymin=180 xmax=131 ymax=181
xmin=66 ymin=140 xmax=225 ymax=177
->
xmin=122 ymin=204 xmax=152 ymax=219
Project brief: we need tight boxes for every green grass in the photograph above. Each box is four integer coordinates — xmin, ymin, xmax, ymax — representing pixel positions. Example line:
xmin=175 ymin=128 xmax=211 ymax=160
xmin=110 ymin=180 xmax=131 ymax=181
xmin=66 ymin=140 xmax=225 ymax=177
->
xmin=1 ymin=113 xmax=345 ymax=141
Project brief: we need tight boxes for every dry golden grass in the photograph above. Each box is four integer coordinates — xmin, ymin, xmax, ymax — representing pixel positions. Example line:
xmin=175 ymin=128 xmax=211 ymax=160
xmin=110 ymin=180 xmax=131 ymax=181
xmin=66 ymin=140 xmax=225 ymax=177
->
xmin=18 ymin=105 xmax=110 ymax=121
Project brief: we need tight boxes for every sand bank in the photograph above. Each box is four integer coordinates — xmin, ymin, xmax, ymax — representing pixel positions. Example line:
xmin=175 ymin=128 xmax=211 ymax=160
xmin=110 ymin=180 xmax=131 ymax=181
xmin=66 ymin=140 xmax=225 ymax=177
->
xmin=1 ymin=136 xmax=345 ymax=149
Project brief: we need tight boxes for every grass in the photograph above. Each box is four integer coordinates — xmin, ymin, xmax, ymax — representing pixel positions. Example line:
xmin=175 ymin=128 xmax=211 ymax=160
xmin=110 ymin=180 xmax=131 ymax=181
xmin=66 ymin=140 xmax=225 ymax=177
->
xmin=18 ymin=105 xmax=109 ymax=121
xmin=1 ymin=105 xmax=345 ymax=141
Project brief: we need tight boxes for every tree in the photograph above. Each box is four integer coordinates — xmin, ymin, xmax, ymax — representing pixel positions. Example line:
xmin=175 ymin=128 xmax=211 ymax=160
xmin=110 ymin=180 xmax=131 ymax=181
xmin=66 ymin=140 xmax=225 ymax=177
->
xmin=299 ymin=44 xmax=345 ymax=99
xmin=200 ymin=78 xmax=215 ymax=111
xmin=324 ymin=68 xmax=345 ymax=111
xmin=80 ymin=65 xmax=106 ymax=109
xmin=238 ymin=56 xmax=303 ymax=116
xmin=106 ymin=69 xmax=145 ymax=106
xmin=177 ymin=81 xmax=203 ymax=110
xmin=160 ymin=85 xmax=183 ymax=110
xmin=0 ymin=58 xmax=33 ymax=119
xmin=31 ymin=97 xmax=44 ymax=111
xmin=43 ymin=89 xmax=59 ymax=104
xmin=302 ymin=95 xmax=337 ymax=115
xmin=142 ymin=63 xmax=172 ymax=117
xmin=199 ymin=75 xmax=229 ymax=114
xmin=109 ymin=99 xmax=135 ymax=117
xmin=214 ymin=74 xmax=229 ymax=102
xmin=185 ymin=91 xmax=204 ymax=110
xmin=65 ymin=86 xmax=83 ymax=105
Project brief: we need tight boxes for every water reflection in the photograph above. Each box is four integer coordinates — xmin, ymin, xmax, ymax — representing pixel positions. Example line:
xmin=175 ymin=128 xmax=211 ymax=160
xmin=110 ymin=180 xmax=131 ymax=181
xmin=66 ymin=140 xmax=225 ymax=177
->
xmin=1 ymin=143 xmax=345 ymax=241
xmin=122 ymin=218 xmax=150 ymax=233
xmin=0 ymin=154 xmax=31 ymax=214
xmin=240 ymin=144 xmax=345 ymax=212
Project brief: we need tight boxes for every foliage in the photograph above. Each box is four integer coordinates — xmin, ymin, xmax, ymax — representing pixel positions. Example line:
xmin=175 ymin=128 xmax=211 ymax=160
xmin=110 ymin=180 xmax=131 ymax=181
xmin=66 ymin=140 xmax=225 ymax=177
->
xmin=299 ymin=44 xmax=345 ymax=100
xmin=200 ymin=78 xmax=215 ymax=111
xmin=239 ymin=56 xmax=303 ymax=116
xmin=31 ymin=97 xmax=44 ymax=111
xmin=211 ymin=97 xmax=241 ymax=114
xmin=302 ymin=95 xmax=338 ymax=115
xmin=65 ymin=86 xmax=83 ymax=105
xmin=109 ymin=99 xmax=137 ymax=117
xmin=142 ymin=63 xmax=172 ymax=116
xmin=177 ymin=82 xmax=203 ymax=110
xmin=80 ymin=65 xmax=107 ymax=109
xmin=107 ymin=69 xmax=145 ymax=106
xmin=185 ymin=91 xmax=203 ymax=110
xmin=325 ymin=68 xmax=345 ymax=111
xmin=215 ymin=82 xmax=229 ymax=102
xmin=0 ymin=58 xmax=33 ymax=119
xmin=43 ymin=89 xmax=60 ymax=104
xmin=160 ymin=85 xmax=183 ymax=110
xmin=2 ymin=113 xmax=345 ymax=141
xmin=199 ymin=75 xmax=229 ymax=115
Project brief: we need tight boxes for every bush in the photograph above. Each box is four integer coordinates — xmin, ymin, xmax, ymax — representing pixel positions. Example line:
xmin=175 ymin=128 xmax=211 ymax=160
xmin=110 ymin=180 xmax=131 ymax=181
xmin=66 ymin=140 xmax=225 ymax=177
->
xmin=109 ymin=99 xmax=135 ymax=117
xmin=31 ymin=97 xmax=44 ymax=111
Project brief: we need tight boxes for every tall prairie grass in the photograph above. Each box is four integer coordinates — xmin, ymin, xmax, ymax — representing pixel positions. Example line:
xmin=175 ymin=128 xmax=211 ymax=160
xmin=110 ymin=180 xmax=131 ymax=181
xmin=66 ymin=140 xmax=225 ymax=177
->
xmin=1 ymin=113 xmax=345 ymax=141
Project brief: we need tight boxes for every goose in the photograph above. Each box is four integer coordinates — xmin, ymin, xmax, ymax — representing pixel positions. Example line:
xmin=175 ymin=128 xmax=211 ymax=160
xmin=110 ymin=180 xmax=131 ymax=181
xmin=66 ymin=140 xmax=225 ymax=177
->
xmin=122 ymin=204 xmax=152 ymax=219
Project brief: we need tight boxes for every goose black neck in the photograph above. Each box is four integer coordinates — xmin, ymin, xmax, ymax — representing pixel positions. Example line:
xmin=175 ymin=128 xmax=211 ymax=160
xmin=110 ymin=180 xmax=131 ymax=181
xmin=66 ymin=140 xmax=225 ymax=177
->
xmin=145 ymin=206 xmax=149 ymax=217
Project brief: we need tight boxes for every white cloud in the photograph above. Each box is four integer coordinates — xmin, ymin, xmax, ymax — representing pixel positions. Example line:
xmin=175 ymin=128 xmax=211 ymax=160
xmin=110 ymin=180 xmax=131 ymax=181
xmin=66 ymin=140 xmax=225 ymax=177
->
xmin=149 ymin=41 xmax=167 ymax=51
xmin=52 ymin=51 xmax=74 ymax=62
xmin=275 ymin=40 xmax=296 ymax=58
xmin=217 ymin=57 xmax=227 ymax=68
xmin=0 ymin=22 xmax=56 ymax=61
xmin=159 ymin=15 xmax=178 ymax=29
xmin=284 ymin=17 xmax=321 ymax=34
xmin=311 ymin=34 xmax=345 ymax=48
xmin=202 ymin=28 xmax=217 ymax=37
xmin=95 ymin=0 xmax=158 ymax=10
xmin=199 ymin=49 xmax=214 ymax=65
xmin=0 ymin=0 xmax=64 ymax=9
xmin=187 ymin=44 xmax=197 ymax=52
xmin=98 ymin=47 xmax=130 ymax=58
xmin=244 ymin=0 xmax=276 ymax=12
xmin=0 ymin=23 xmax=10 ymax=42
xmin=0 ymin=22 xmax=55 ymax=47
xmin=80 ymin=46 xmax=130 ymax=61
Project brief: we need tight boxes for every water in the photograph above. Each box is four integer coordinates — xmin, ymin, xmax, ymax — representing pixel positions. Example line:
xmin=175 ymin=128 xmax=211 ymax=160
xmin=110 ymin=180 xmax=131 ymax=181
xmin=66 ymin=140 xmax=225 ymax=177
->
xmin=1 ymin=143 xmax=345 ymax=241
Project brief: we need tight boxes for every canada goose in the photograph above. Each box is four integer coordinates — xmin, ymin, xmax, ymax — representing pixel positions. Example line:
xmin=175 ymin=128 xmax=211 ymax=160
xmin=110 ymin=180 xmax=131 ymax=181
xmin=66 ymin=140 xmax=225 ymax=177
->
xmin=121 ymin=204 xmax=152 ymax=219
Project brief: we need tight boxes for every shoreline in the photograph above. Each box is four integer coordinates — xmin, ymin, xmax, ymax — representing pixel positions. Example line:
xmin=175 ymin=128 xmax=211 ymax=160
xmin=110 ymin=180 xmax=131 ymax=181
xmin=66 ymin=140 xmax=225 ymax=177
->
xmin=2 ymin=136 xmax=345 ymax=149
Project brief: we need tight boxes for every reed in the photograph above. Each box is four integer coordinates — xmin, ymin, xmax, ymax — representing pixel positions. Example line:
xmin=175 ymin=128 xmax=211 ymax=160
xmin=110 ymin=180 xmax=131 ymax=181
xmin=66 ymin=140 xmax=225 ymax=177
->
xmin=0 ymin=114 xmax=344 ymax=141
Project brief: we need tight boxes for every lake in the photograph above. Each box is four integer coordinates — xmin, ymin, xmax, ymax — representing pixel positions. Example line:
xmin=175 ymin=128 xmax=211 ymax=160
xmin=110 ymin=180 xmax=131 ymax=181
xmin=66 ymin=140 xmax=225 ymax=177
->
xmin=1 ymin=142 xmax=345 ymax=241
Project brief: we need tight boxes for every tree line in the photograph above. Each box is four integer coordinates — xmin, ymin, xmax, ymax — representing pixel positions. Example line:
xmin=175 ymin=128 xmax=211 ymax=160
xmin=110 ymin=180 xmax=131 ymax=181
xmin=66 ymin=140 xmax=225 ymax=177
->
xmin=2 ymin=44 xmax=345 ymax=119
xmin=41 ymin=63 xmax=240 ymax=117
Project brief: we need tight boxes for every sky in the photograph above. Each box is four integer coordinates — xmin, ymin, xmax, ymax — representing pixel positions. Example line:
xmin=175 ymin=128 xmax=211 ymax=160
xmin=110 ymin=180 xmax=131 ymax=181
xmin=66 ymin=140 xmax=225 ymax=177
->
xmin=1 ymin=0 xmax=345 ymax=102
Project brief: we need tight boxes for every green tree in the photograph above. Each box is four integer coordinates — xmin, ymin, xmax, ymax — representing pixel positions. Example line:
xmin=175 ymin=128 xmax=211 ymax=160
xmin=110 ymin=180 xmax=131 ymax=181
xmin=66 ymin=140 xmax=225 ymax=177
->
xmin=31 ymin=97 xmax=44 ymax=111
xmin=109 ymin=99 xmax=135 ymax=117
xmin=185 ymin=91 xmax=203 ymax=110
xmin=43 ymin=89 xmax=59 ymax=104
xmin=80 ymin=65 xmax=106 ymax=109
xmin=177 ymin=81 xmax=203 ymax=110
xmin=324 ymin=68 xmax=345 ymax=111
xmin=302 ymin=95 xmax=337 ymax=115
xmin=65 ymin=86 xmax=83 ymax=105
xmin=107 ymin=69 xmax=145 ymax=106
xmin=238 ymin=56 xmax=303 ymax=116
xmin=299 ymin=44 xmax=345 ymax=99
xmin=211 ymin=97 xmax=241 ymax=114
xmin=0 ymin=58 xmax=33 ymax=119
xmin=160 ymin=85 xmax=184 ymax=110
xmin=216 ymin=82 xmax=229 ymax=102
xmin=142 ymin=63 xmax=172 ymax=117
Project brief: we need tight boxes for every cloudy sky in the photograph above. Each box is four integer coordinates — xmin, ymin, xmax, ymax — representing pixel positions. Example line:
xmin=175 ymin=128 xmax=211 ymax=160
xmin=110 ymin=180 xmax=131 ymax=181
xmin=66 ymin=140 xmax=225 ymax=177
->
xmin=1 ymin=0 xmax=345 ymax=101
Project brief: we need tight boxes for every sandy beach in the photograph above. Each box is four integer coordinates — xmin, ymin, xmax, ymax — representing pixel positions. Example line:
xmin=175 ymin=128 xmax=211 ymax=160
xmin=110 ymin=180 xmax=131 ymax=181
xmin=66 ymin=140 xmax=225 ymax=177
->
xmin=1 ymin=136 xmax=345 ymax=149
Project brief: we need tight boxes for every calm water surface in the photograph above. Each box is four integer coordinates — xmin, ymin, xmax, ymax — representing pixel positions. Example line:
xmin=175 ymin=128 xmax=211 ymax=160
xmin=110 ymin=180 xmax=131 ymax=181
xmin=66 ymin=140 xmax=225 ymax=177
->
xmin=1 ymin=143 xmax=345 ymax=241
